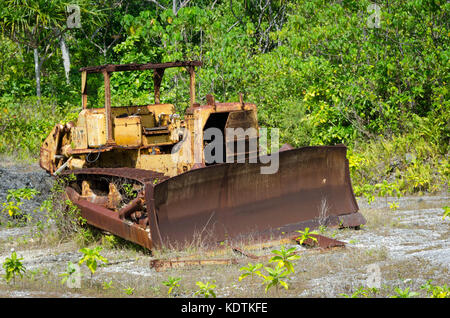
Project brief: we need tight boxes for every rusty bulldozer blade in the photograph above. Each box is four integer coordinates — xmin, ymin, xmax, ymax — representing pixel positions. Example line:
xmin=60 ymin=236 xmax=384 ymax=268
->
xmin=60 ymin=145 xmax=364 ymax=250
xmin=152 ymin=145 xmax=364 ymax=247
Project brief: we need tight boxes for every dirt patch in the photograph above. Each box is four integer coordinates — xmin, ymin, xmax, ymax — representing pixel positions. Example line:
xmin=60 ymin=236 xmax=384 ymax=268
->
xmin=0 ymin=163 xmax=53 ymax=222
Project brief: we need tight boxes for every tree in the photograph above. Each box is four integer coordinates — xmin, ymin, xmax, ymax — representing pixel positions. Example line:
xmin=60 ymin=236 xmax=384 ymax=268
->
xmin=2 ymin=251 xmax=26 ymax=284
xmin=0 ymin=0 xmax=66 ymax=98
xmin=228 ymin=0 xmax=288 ymax=53
xmin=0 ymin=0 xmax=103 ymax=98
xmin=147 ymin=0 xmax=193 ymax=16
xmin=77 ymin=0 xmax=136 ymax=58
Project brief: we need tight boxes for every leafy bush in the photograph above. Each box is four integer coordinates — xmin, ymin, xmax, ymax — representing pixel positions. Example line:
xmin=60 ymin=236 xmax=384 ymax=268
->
xmin=390 ymin=287 xmax=419 ymax=298
xmin=269 ymin=245 xmax=301 ymax=273
xmin=194 ymin=281 xmax=217 ymax=298
xmin=0 ymin=97 xmax=78 ymax=161
xmin=162 ymin=276 xmax=182 ymax=296
xmin=2 ymin=250 xmax=26 ymax=284
xmin=59 ymin=261 xmax=81 ymax=287
xmin=42 ymin=174 xmax=100 ymax=246
xmin=421 ymin=280 xmax=450 ymax=298
xmin=78 ymin=246 xmax=108 ymax=281
xmin=260 ymin=263 xmax=290 ymax=294
xmin=1 ymin=187 xmax=39 ymax=225
xmin=443 ymin=207 xmax=450 ymax=221
xmin=339 ymin=286 xmax=378 ymax=298
xmin=296 ymin=228 xmax=319 ymax=246
xmin=238 ymin=263 xmax=263 ymax=282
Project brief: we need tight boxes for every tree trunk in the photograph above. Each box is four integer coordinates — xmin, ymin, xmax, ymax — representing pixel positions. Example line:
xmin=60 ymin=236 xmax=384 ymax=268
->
xmin=33 ymin=48 xmax=41 ymax=99
xmin=59 ymin=36 xmax=71 ymax=84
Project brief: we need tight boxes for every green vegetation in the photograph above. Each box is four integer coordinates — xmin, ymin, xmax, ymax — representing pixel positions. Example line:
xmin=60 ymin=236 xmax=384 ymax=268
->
xmin=162 ymin=276 xmax=181 ymax=296
xmin=236 ymin=246 xmax=299 ymax=295
xmin=1 ymin=201 xmax=22 ymax=220
xmin=443 ymin=206 xmax=449 ymax=220
xmin=78 ymin=246 xmax=108 ymax=281
xmin=269 ymin=245 xmax=300 ymax=273
xmin=123 ymin=287 xmax=135 ymax=296
xmin=296 ymin=228 xmax=319 ymax=246
xmin=238 ymin=263 xmax=263 ymax=282
xmin=0 ymin=0 xmax=447 ymax=299
xmin=102 ymin=280 xmax=113 ymax=290
xmin=339 ymin=286 xmax=379 ymax=298
xmin=0 ymin=0 xmax=447 ymax=193
xmin=391 ymin=287 xmax=419 ymax=298
xmin=194 ymin=281 xmax=217 ymax=298
xmin=122 ymin=183 xmax=137 ymax=199
xmin=39 ymin=174 xmax=103 ymax=247
xmin=59 ymin=261 xmax=80 ymax=286
xmin=2 ymin=251 xmax=26 ymax=284
xmin=339 ymin=282 xmax=450 ymax=298
xmin=1 ymin=188 xmax=39 ymax=224
xmin=421 ymin=280 xmax=450 ymax=298
xmin=260 ymin=263 xmax=290 ymax=294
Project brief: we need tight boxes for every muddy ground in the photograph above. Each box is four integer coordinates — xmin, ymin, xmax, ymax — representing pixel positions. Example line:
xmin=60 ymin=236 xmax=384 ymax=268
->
xmin=0 ymin=162 xmax=448 ymax=298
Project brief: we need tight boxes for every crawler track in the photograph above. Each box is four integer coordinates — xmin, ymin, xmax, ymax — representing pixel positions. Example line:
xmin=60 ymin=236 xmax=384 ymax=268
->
xmin=61 ymin=168 xmax=168 ymax=249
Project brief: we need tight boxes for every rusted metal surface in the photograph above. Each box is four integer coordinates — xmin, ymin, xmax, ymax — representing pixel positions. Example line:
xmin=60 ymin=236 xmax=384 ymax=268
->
xmin=185 ymin=102 xmax=257 ymax=115
xmin=231 ymin=247 xmax=260 ymax=260
xmin=65 ymin=186 xmax=153 ymax=250
xmin=152 ymin=145 xmax=363 ymax=247
xmin=338 ymin=212 xmax=367 ymax=228
xmin=189 ymin=65 xmax=196 ymax=108
xmin=59 ymin=163 xmax=354 ymax=251
xmin=59 ymin=147 xmax=363 ymax=250
xmin=153 ymin=68 xmax=165 ymax=104
xmin=102 ymin=69 xmax=114 ymax=144
xmin=81 ymin=70 xmax=87 ymax=109
xmin=150 ymin=258 xmax=238 ymax=272
xmin=67 ymin=146 xmax=114 ymax=155
xmin=279 ymin=143 xmax=294 ymax=152
xmin=292 ymin=234 xmax=346 ymax=249
xmin=80 ymin=180 xmax=108 ymax=206
xmin=61 ymin=167 xmax=168 ymax=184
xmin=80 ymin=61 xmax=202 ymax=74
xmin=40 ymin=124 xmax=63 ymax=174
xmin=118 ymin=195 xmax=145 ymax=219
xmin=61 ymin=167 xmax=167 ymax=249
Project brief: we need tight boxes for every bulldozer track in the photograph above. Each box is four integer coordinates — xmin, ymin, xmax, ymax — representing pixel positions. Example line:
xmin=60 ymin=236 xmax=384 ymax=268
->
xmin=61 ymin=167 xmax=170 ymax=250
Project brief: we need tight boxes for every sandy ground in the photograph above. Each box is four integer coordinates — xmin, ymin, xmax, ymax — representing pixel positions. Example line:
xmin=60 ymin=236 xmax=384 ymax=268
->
xmin=0 ymin=163 xmax=448 ymax=298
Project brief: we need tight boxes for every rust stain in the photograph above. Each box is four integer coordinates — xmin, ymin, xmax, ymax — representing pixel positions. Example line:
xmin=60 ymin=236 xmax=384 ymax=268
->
xmin=150 ymin=258 xmax=238 ymax=272
xmin=292 ymin=234 xmax=346 ymax=249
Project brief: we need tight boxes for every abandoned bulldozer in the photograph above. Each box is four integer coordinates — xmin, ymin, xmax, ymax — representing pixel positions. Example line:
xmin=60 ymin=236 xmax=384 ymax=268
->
xmin=40 ymin=60 xmax=365 ymax=250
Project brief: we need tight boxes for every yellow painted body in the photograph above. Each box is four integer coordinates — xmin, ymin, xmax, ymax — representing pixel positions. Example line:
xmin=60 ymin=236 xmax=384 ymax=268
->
xmin=114 ymin=116 xmax=142 ymax=147
xmin=86 ymin=113 xmax=107 ymax=147
xmin=40 ymin=100 xmax=258 ymax=178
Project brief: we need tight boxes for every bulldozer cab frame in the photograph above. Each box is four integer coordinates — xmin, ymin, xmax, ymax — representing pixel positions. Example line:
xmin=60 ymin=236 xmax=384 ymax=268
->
xmin=79 ymin=61 xmax=203 ymax=145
